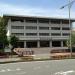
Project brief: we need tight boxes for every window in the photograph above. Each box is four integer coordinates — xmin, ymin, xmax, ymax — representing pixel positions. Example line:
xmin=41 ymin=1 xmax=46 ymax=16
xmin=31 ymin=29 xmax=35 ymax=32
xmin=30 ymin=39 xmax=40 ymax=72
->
xmin=62 ymin=27 xmax=70 ymax=30
xmin=25 ymin=18 xmax=37 ymax=23
xmin=51 ymin=20 xmax=60 ymax=24
xmin=0 ymin=43 xmax=3 ymax=49
xmin=26 ymin=33 xmax=37 ymax=36
xmin=52 ymin=41 xmax=61 ymax=47
xmin=12 ymin=33 xmax=24 ymax=36
xmin=51 ymin=33 xmax=61 ymax=36
xmin=51 ymin=27 xmax=60 ymax=30
xmin=11 ymin=26 xmax=24 ymax=29
xmin=62 ymin=33 xmax=70 ymax=36
xmin=39 ymin=27 xmax=49 ymax=30
xmin=38 ymin=19 xmax=49 ymax=24
xmin=62 ymin=20 xmax=69 ymax=24
xmin=40 ymin=41 xmax=49 ymax=47
xmin=11 ymin=18 xmax=24 ymax=22
xmin=26 ymin=26 xmax=37 ymax=30
xmin=39 ymin=33 xmax=49 ymax=36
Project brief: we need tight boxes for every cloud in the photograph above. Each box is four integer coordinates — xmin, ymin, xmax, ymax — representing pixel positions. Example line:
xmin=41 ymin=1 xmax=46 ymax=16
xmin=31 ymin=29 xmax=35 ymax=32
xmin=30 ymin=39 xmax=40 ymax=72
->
xmin=0 ymin=2 xmax=75 ymax=19
xmin=0 ymin=2 xmax=75 ymax=28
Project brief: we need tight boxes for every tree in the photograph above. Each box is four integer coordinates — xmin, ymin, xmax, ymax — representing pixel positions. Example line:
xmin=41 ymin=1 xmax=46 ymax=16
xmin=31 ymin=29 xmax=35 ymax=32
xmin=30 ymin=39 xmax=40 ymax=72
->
xmin=67 ymin=32 xmax=75 ymax=52
xmin=9 ymin=35 xmax=19 ymax=50
xmin=0 ymin=17 xmax=9 ymax=51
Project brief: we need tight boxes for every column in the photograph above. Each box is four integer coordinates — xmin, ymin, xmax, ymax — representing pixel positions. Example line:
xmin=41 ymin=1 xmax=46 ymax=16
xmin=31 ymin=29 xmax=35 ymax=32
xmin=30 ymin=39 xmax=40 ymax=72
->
xmin=37 ymin=19 xmax=39 ymax=38
xmin=61 ymin=41 xmax=63 ymax=47
xmin=24 ymin=20 xmax=26 ymax=36
xmin=37 ymin=41 xmax=40 ymax=48
xmin=50 ymin=41 xmax=52 ymax=48
xmin=24 ymin=41 xmax=26 ymax=48
xmin=60 ymin=20 xmax=62 ymax=36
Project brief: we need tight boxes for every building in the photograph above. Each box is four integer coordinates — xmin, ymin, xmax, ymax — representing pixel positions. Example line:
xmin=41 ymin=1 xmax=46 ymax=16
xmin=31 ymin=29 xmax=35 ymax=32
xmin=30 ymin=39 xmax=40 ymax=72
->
xmin=3 ymin=15 xmax=75 ymax=51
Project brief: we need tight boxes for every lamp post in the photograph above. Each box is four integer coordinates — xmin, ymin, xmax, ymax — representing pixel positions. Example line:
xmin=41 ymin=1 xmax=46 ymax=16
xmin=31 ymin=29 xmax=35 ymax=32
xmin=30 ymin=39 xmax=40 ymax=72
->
xmin=60 ymin=0 xmax=75 ymax=58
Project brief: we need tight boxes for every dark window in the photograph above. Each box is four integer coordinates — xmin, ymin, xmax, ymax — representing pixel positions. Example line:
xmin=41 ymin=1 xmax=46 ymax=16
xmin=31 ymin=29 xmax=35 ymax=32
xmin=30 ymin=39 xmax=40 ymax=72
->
xmin=25 ymin=18 xmax=37 ymax=23
xmin=51 ymin=33 xmax=61 ymax=36
xmin=62 ymin=33 xmax=70 ymax=36
xmin=51 ymin=20 xmax=60 ymax=24
xmin=11 ymin=26 xmax=24 ymax=29
xmin=62 ymin=20 xmax=69 ymax=24
xmin=52 ymin=41 xmax=61 ymax=47
xmin=0 ymin=43 xmax=3 ymax=49
xmin=26 ymin=26 xmax=37 ymax=30
xmin=11 ymin=18 xmax=24 ymax=22
xmin=12 ymin=33 xmax=24 ymax=36
xmin=51 ymin=27 xmax=60 ymax=30
xmin=40 ymin=41 xmax=49 ymax=47
xmin=38 ymin=19 xmax=49 ymax=24
xmin=39 ymin=33 xmax=49 ymax=36
xmin=62 ymin=27 xmax=70 ymax=30
xmin=39 ymin=27 xmax=49 ymax=30
xmin=26 ymin=41 xmax=37 ymax=48
xmin=26 ymin=33 xmax=37 ymax=36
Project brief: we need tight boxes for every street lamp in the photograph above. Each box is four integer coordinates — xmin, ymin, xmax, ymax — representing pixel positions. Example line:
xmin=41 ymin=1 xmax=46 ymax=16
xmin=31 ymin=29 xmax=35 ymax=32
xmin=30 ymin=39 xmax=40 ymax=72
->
xmin=60 ymin=0 xmax=75 ymax=58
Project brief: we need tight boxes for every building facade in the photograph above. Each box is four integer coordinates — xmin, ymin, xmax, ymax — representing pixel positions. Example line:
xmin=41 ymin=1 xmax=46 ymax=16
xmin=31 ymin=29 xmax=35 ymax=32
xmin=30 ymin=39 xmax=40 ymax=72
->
xmin=4 ymin=15 xmax=75 ymax=50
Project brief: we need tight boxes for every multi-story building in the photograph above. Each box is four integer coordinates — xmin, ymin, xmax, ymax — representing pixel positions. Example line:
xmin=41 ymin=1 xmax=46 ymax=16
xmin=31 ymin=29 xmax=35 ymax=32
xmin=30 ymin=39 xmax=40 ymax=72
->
xmin=4 ymin=15 xmax=75 ymax=51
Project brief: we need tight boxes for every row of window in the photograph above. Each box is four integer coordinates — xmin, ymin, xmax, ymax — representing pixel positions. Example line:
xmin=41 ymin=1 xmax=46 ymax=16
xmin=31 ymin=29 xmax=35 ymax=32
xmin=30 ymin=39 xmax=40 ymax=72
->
xmin=11 ymin=26 xmax=70 ymax=30
xmin=11 ymin=18 xmax=69 ymax=24
xmin=11 ymin=26 xmax=24 ymax=29
xmin=12 ymin=33 xmax=70 ymax=36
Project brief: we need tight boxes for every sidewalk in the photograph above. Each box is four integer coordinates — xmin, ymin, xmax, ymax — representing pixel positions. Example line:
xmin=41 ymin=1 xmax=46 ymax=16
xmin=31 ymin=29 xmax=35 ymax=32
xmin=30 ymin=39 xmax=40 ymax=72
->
xmin=0 ymin=58 xmax=21 ymax=63
xmin=34 ymin=54 xmax=50 ymax=59
xmin=0 ymin=54 xmax=50 ymax=64
xmin=0 ymin=53 xmax=74 ymax=64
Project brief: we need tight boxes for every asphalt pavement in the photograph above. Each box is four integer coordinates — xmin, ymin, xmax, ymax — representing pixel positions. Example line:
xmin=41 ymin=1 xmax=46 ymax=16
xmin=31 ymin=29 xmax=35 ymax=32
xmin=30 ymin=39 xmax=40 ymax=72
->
xmin=0 ymin=59 xmax=75 ymax=75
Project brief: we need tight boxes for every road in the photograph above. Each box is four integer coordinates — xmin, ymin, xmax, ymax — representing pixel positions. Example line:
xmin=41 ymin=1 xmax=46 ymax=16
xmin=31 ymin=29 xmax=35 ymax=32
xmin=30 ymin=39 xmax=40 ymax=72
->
xmin=0 ymin=59 xmax=75 ymax=75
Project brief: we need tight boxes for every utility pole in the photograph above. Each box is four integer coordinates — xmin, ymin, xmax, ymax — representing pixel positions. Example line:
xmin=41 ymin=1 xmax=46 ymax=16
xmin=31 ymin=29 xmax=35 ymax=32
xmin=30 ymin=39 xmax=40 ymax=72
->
xmin=60 ymin=0 xmax=75 ymax=58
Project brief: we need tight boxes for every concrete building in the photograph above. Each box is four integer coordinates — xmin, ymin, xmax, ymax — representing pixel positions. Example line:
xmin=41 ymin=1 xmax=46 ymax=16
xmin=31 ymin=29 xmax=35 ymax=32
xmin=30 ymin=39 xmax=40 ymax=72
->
xmin=3 ymin=15 xmax=75 ymax=51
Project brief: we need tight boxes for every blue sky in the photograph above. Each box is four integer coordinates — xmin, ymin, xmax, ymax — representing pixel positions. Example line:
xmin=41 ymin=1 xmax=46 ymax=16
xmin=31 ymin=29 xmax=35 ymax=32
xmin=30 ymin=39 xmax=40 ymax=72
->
xmin=0 ymin=0 xmax=75 ymax=28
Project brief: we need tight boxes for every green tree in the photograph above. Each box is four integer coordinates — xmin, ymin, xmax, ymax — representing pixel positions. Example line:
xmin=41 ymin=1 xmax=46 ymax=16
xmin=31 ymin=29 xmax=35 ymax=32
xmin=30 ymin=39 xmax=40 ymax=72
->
xmin=9 ymin=35 xmax=19 ymax=50
xmin=0 ymin=17 xmax=8 ymax=51
xmin=67 ymin=32 xmax=75 ymax=48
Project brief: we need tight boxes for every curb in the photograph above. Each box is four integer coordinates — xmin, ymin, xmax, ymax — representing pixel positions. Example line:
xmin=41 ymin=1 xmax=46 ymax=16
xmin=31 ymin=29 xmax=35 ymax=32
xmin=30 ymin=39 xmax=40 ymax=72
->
xmin=0 ymin=57 xmax=75 ymax=64
xmin=0 ymin=58 xmax=51 ymax=64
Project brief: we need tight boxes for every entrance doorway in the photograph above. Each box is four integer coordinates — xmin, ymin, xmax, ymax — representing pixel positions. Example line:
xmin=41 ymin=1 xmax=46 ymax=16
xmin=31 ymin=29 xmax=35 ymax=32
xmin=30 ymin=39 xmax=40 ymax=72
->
xmin=26 ymin=41 xmax=37 ymax=48
xmin=52 ymin=41 xmax=61 ymax=47
xmin=17 ymin=42 xmax=24 ymax=48
xmin=40 ymin=41 xmax=49 ymax=47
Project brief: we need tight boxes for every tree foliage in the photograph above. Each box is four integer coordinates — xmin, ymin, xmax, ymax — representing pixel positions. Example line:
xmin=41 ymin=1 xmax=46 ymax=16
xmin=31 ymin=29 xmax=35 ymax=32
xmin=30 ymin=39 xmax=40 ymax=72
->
xmin=71 ymin=32 xmax=75 ymax=46
xmin=0 ymin=17 xmax=8 ymax=49
xmin=9 ymin=35 xmax=19 ymax=48
xmin=67 ymin=32 xmax=75 ymax=47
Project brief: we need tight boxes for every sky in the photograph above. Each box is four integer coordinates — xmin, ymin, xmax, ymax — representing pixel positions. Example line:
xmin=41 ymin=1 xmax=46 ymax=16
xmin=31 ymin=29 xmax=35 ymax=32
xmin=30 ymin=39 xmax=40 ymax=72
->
xmin=0 ymin=0 xmax=75 ymax=28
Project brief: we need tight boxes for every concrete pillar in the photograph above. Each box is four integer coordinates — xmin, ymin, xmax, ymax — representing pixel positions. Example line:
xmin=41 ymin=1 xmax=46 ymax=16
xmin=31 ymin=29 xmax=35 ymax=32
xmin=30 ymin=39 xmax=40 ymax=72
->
xmin=24 ymin=41 xmax=26 ymax=48
xmin=61 ymin=41 xmax=63 ymax=47
xmin=50 ymin=41 xmax=52 ymax=48
xmin=37 ymin=41 xmax=40 ymax=48
xmin=60 ymin=20 xmax=62 ymax=36
xmin=37 ymin=19 xmax=39 ymax=37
